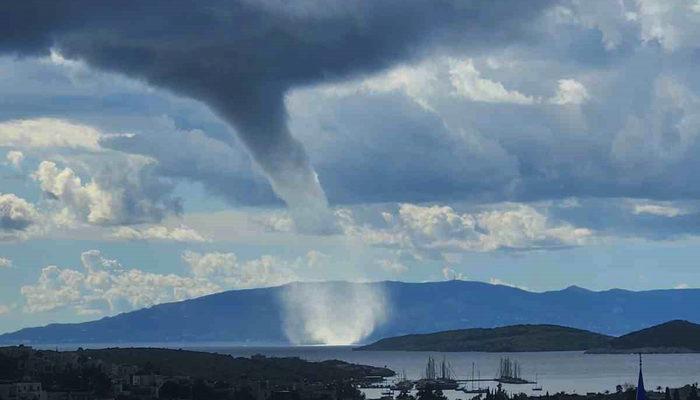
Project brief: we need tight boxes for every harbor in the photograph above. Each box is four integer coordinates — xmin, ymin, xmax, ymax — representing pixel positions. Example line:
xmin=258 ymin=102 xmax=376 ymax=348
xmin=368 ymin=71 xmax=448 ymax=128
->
xmin=207 ymin=346 xmax=700 ymax=400
xmin=360 ymin=355 xmax=541 ymax=399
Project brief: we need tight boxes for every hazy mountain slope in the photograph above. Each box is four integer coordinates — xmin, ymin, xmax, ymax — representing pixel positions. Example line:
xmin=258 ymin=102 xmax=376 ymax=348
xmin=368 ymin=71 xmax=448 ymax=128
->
xmin=2 ymin=281 xmax=700 ymax=345
xmin=1 ymin=285 xmax=289 ymax=344
xmin=355 ymin=324 xmax=612 ymax=352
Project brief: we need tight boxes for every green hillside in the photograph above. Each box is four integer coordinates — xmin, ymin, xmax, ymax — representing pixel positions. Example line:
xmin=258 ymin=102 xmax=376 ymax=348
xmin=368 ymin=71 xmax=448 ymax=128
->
xmin=355 ymin=324 xmax=612 ymax=352
xmin=75 ymin=347 xmax=394 ymax=382
xmin=600 ymin=320 xmax=700 ymax=353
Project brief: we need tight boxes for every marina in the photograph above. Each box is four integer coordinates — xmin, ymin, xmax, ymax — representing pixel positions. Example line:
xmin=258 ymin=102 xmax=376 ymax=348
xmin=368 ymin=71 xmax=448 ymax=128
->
xmin=362 ymin=355 xmax=535 ymax=396
xmin=494 ymin=357 xmax=535 ymax=385
xmin=198 ymin=346 xmax=700 ymax=399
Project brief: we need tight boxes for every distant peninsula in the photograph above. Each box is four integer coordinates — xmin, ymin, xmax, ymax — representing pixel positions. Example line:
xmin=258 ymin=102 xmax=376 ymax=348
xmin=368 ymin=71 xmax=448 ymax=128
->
xmin=357 ymin=320 xmax=700 ymax=353
xmin=586 ymin=320 xmax=700 ymax=354
xmin=355 ymin=324 xmax=612 ymax=352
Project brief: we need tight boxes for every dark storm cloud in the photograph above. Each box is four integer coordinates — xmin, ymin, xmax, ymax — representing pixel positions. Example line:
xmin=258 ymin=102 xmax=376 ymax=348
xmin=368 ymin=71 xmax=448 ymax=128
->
xmin=0 ymin=0 xmax=556 ymax=232
xmin=292 ymin=92 xmax=519 ymax=204
xmin=102 ymin=124 xmax=279 ymax=206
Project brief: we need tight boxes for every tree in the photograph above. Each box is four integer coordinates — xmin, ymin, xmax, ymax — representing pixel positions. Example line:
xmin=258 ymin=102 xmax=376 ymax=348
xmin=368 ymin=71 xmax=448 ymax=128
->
xmin=83 ymin=367 xmax=113 ymax=396
xmin=485 ymin=383 xmax=508 ymax=400
xmin=397 ymin=389 xmax=416 ymax=400
xmin=0 ymin=354 xmax=21 ymax=380
xmin=333 ymin=382 xmax=364 ymax=400
xmin=232 ymin=386 xmax=256 ymax=400
xmin=160 ymin=381 xmax=192 ymax=399
xmin=416 ymin=387 xmax=447 ymax=400
xmin=192 ymin=379 xmax=218 ymax=400
xmin=673 ymin=389 xmax=681 ymax=400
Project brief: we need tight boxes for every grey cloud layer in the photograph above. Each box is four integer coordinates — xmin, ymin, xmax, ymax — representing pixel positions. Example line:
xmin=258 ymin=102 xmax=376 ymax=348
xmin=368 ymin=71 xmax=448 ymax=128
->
xmin=0 ymin=0 xmax=554 ymax=233
xmin=3 ymin=1 xmax=700 ymax=231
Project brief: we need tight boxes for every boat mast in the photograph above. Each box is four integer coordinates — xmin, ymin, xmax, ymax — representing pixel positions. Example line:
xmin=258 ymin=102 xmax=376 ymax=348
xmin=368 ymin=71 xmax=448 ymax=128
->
xmin=471 ymin=362 xmax=475 ymax=390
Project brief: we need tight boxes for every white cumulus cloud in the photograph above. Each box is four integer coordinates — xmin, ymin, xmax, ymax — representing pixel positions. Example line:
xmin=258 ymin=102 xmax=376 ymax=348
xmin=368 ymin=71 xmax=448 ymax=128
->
xmin=316 ymin=56 xmax=538 ymax=110
xmin=377 ymin=258 xmax=408 ymax=275
xmin=442 ymin=266 xmax=465 ymax=281
xmin=182 ymin=251 xmax=296 ymax=290
xmin=632 ymin=203 xmax=685 ymax=217
xmin=5 ymin=150 xmax=24 ymax=169
xmin=110 ymin=225 xmax=208 ymax=242
xmin=33 ymin=159 xmax=179 ymax=226
xmin=0 ymin=118 xmax=101 ymax=150
xmin=305 ymin=250 xmax=330 ymax=269
xmin=550 ymin=79 xmax=590 ymax=105
xmin=0 ymin=257 xmax=12 ymax=268
xmin=489 ymin=277 xmax=530 ymax=291
xmin=0 ymin=193 xmax=41 ymax=241
xmin=448 ymin=58 xmax=536 ymax=105
xmin=339 ymin=203 xmax=592 ymax=260
xmin=21 ymin=250 xmax=219 ymax=314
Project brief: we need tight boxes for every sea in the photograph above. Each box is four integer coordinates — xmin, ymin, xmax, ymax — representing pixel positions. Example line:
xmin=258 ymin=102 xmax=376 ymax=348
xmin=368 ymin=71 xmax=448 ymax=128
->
xmin=47 ymin=345 xmax=700 ymax=400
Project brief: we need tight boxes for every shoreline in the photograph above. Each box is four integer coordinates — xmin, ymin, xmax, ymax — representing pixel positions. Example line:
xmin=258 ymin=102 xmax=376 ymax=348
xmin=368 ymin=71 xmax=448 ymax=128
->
xmin=585 ymin=347 xmax=700 ymax=354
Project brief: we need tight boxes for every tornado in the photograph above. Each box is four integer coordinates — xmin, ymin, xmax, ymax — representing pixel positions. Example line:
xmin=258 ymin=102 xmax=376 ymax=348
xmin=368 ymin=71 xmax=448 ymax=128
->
xmin=0 ymin=0 xmax=555 ymax=234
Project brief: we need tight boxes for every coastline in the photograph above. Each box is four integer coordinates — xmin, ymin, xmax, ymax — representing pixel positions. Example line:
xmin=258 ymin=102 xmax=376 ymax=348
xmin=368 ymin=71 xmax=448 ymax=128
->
xmin=585 ymin=347 xmax=700 ymax=354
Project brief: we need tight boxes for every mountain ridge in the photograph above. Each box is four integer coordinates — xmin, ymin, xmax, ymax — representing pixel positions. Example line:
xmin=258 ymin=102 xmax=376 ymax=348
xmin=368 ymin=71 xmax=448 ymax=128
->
xmin=2 ymin=280 xmax=700 ymax=345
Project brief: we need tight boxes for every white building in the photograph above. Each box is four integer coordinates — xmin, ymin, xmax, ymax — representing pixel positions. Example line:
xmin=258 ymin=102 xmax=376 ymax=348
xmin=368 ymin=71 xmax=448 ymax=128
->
xmin=0 ymin=382 xmax=47 ymax=400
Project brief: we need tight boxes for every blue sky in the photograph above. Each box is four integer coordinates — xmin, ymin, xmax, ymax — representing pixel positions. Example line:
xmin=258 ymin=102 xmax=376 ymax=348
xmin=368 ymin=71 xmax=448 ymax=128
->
xmin=2 ymin=0 xmax=700 ymax=333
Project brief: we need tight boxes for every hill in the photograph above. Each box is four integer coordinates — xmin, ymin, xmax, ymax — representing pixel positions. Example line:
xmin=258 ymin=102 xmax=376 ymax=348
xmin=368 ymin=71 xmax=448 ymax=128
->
xmin=77 ymin=348 xmax=394 ymax=382
xmin=2 ymin=281 xmax=700 ymax=345
xmin=588 ymin=320 xmax=700 ymax=353
xmin=355 ymin=324 xmax=612 ymax=352
xmin=0 ymin=346 xmax=393 ymax=384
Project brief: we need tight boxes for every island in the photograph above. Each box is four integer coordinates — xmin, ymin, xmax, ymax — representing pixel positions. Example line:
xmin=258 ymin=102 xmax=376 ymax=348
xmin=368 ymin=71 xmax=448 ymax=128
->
xmin=355 ymin=324 xmax=612 ymax=352
xmin=586 ymin=320 xmax=700 ymax=354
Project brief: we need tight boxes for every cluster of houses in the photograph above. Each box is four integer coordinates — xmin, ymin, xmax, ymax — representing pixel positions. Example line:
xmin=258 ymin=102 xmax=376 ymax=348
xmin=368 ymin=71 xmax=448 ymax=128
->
xmin=0 ymin=348 xmax=168 ymax=399
xmin=0 ymin=346 xmax=362 ymax=400
xmin=0 ymin=346 xmax=209 ymax=400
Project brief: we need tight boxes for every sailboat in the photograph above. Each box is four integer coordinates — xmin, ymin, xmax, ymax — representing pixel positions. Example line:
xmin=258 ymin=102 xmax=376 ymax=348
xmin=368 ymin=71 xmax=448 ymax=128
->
xmin=460 ymin=362 xmax=489 ymax=394
xmin=496 ymin=357 xmax=533 ymax=384
xmin=392 ymin=370 xmax=414 ymax=391
xmin=415 ymin=356 xmax=459 ymax=390
xmin=532 ymin=373 xmax=543 ymax=391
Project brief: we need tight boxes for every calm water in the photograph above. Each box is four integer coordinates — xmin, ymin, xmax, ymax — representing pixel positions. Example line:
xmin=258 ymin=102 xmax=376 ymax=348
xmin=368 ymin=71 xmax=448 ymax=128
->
xmin=48 ymin=344 xmax=700 ymax=399
xmin=186 ymin=346 xmax=700 ymax=398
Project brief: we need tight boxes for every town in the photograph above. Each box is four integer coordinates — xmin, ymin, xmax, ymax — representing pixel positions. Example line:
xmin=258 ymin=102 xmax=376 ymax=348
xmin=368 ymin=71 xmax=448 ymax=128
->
xmin=2 ymin=346 xmax=700 ymax=400
xmin=0 ymin=346 xmax=392 ymax=400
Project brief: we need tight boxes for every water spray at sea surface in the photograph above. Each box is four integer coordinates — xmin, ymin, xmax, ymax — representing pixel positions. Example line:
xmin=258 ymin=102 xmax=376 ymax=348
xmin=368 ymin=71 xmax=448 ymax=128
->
xmin=280 ymin=282 xmax=389 ymax=345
